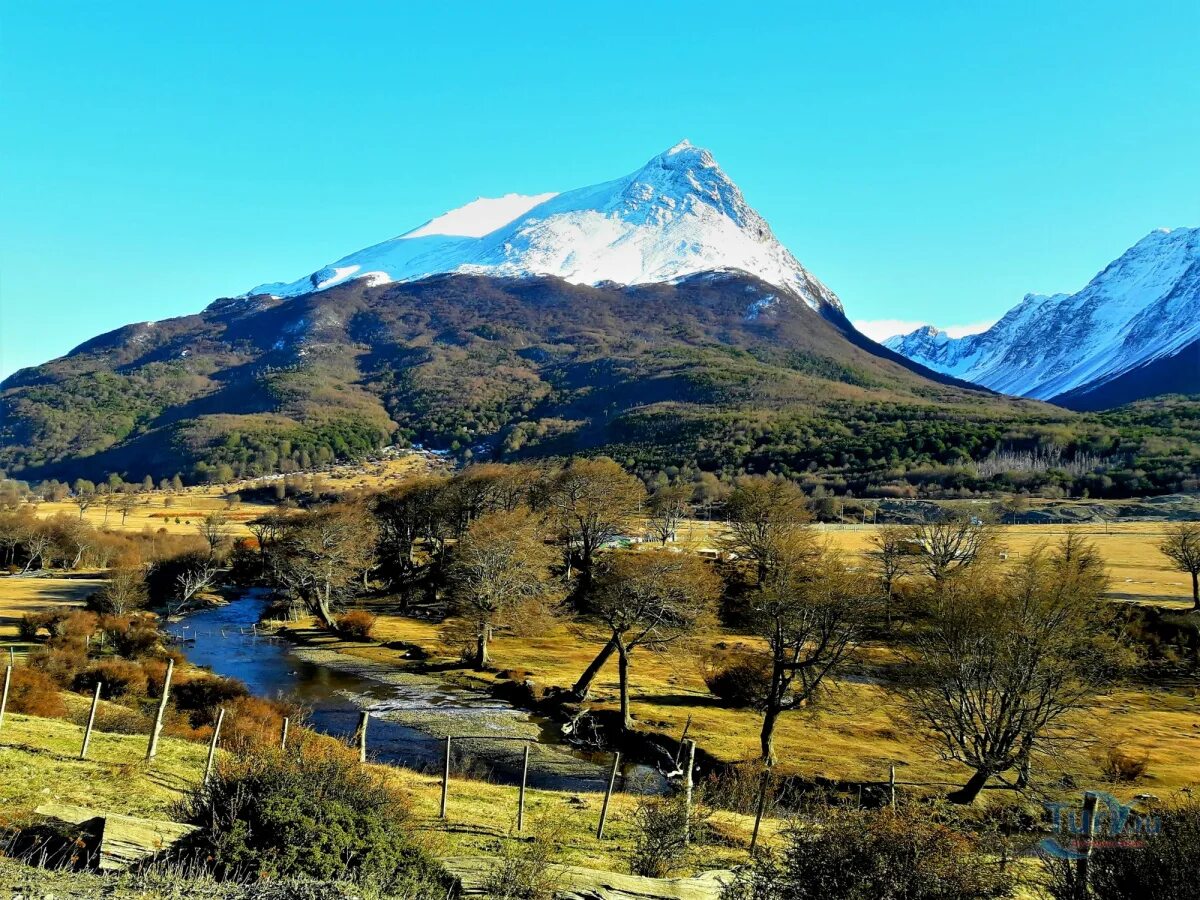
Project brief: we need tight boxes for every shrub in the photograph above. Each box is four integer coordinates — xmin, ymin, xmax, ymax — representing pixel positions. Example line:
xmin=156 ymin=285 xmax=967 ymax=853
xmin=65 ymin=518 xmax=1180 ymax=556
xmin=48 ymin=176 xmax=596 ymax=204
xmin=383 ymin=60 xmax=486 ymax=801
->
xmin=99 ymin=614 xmax=160 ymax=658
xmin=721 ymin=806 xmax=1012 ymax=900
xmin=70 ymin=702 xmax=149 ymax=735
xmin=27 ymin=646 xmax=88 ymax=687
xmin=703 ymin=654 xmax=770 ymax=708
xmin=485 ymin=816 xmax=566 ymax=900
xmin=221 ymin=695 xmax=303 ymax=753
xmin=5 ymin=668 xmax=68 ymax=718
xmin=171 ymin=675 xmax=251 ymax=727
xmin=52 ymin=611 xmax=99 ymax=647
xmin=628 ymin=794 xmax=710 ymax=878
xmin=1099 ymin=745 xmax=1150 ymax=783
xmin=17 ymin=612 xmax=57 ymax=642
xmin=336 ymin=610 xmax=377 ymax=641
xmin=177 ymin=743 xmax=446 ymax=895
xmin=1044 ymin=798 xmax=1200 ymax=900
xmin=70 ymin=660 xmax=147 ymax=699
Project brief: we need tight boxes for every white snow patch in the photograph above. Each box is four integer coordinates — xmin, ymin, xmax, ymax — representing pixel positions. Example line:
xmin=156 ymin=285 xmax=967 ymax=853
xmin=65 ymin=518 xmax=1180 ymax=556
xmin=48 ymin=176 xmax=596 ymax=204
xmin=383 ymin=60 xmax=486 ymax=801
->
xmin=403 ymin=192 xmax=559 ymax=239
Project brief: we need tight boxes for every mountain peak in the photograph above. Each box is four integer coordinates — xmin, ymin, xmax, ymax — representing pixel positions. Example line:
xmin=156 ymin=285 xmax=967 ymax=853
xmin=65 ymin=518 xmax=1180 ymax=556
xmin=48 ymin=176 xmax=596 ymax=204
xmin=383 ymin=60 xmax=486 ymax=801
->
xmin=247 ymin=145 xmax=843 ymax=312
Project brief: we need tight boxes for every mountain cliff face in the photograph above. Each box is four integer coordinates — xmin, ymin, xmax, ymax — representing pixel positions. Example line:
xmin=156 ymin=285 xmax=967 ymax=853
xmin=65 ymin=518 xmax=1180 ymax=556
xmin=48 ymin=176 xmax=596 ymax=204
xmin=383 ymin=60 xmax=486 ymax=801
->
xmin=250 ymin=141 xmax=843 ymax=312
xmin=884 ymin=227 xmax=1200 ymax=408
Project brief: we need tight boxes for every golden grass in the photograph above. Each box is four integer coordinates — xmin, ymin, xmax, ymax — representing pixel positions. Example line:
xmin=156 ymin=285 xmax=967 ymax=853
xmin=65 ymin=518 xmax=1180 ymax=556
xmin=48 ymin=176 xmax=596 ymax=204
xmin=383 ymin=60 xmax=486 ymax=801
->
xmin=0 ymin=573 xmax=106 ymax=658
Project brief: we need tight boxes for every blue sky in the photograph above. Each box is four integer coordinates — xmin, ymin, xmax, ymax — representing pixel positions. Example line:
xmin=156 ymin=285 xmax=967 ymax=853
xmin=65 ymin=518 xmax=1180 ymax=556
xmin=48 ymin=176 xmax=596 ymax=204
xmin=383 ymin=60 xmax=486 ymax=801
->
xmin=2 ymin=1 xmax=1197 ymax=378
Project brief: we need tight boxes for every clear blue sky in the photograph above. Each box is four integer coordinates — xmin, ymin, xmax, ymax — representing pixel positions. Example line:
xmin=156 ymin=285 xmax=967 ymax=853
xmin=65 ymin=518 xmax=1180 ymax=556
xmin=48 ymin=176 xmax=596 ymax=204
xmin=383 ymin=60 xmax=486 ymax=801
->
xmin=2 ymin=1 xmax=1198 ymax=377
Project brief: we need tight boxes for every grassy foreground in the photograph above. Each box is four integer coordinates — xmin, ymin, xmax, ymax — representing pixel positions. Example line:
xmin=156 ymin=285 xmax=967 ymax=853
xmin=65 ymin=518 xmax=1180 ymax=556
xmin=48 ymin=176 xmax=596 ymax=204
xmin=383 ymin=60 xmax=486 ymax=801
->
xmin=0 ymin=710 xmax=767 ymax=894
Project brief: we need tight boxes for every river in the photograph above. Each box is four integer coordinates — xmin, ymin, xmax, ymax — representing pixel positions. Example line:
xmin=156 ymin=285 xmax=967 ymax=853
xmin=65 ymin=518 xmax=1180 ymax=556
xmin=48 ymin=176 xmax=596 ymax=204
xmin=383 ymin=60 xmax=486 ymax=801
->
xmin=164 ymin=594 xmax=665 ymax=794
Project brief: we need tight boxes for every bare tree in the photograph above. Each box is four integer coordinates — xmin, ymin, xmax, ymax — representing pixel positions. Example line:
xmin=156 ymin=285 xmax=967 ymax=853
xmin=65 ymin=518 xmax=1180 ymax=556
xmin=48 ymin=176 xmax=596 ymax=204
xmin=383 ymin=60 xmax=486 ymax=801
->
xmin=445 ymin=507 xmax=557 ymax=669
xmin=905 ymin=539 xmax=1113 ymax=803
xmin=117 ymin=492 xmax=138 ymax=525
xmin=905 ymin=513 xmax=996 ymax=582
xmin=275 ymin=504 xmax=379 ymax=630
xmin=197 ymin=513 xmax=230 ymax=559
xmin=647 ymin=483 xmax=691 ymax=546
xmin=19 ymin=525 xmax=55 ymax=573
xmin=748 ymin=533 xmax=873 ymax=765
xmin=544 ymin=458 xmax=645 ymax=587
xmin=1160 ymin=522 xmax=1200 ymax=610
xmin=865 ymin=526 xmax=914 ymax=627
xmin=585 ymin=549 xmax=720 ymax=730
xmin=72 ymin=489 xmax=94 ymax=522
xmin=171 ymin=563 xmax=219 ymax=616
xmin=721 ymin=475 xmax=811 ymax=584
xmin=94 ymin=564 xmax=149 ymax=614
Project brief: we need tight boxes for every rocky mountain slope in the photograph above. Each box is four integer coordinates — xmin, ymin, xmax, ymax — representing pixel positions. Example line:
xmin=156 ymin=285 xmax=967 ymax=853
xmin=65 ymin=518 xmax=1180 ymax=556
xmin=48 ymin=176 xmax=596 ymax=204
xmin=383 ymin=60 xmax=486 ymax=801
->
xmin=885 ymin=227 xmax=1200 ymax=409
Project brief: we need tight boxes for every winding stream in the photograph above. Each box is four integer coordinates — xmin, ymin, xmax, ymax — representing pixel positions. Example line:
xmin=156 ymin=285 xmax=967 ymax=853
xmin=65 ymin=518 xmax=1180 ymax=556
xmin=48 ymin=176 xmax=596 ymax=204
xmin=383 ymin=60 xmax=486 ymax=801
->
xmin=165 ymin=594 xmax=665 ymax=794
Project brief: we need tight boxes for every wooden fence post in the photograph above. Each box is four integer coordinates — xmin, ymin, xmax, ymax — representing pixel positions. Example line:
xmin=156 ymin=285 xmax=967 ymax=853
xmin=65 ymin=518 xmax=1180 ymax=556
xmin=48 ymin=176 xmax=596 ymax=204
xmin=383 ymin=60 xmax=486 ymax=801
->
xmin=280 ymin=716 xmax=289 ymax=751
xmin=750 ymin=768 xmax=771 ymax=853
xmin=80 ymin=681 xmax=102 ymax=759
xmin=0 ymin=665 xmax=11 ymax=732
xmin=357 ymin=711 xmax=369 ymax=763
xmin=674 ymin=714 xmax=693 ymax=766
xmin=683 ymin=739 xmax=697 ymax=845
xmin=146 ymin=658 xmax=174 ymax=760
xmin=596 ymin=751 xmax=620 ymax=839
xmin=889 ymin=764 xmax=897 ymax=810
xmin=204 ymin=708 xmax=225 ymax=786
xmin=1076 ymin=791 xmax=1099 ymax=899
xmin=440 ymin=735 xmax=452 ymax=818
xmin=8 ymin=647 xmax=14 ymax=668
xmin=517 ymin=742 xmax=530 ymax=832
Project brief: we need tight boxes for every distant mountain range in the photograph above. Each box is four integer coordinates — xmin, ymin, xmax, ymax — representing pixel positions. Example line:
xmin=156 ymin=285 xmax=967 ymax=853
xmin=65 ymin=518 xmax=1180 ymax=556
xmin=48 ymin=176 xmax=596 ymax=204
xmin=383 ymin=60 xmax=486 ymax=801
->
xmin=884 ymin=227 xmax=1200 ymax=409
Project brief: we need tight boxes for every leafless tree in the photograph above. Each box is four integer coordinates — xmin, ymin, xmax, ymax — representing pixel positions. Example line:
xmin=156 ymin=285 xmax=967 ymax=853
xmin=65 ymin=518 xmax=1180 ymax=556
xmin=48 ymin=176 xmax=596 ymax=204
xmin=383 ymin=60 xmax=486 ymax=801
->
xmin=95 ymin=564 xmax=149 ymax=614
xmin=721 ymin=475 xmax=811 ymax=584
xmin=904 ymin=538 xmax=1113 ymax=803
xmin=275 ymin=504 xmax=379 ymax=630
xmin=171 ymin=563 xmax=219 ymax=616
xmin=647 ymin=483 xmax=691 ymax=546
xmin=585 ymin=549 xmax=720 ymax=730
xmin=445 ymin=507 xmax=557 ymax=669
xmin=865 ymin=526 xmax=914 ymax=627
xmin=747 ymin=533 xmax=873 ymax=765
xmin=72 ymin=490 xmax=94 ymax=522
xmin=117 ymin=493 xmax=138 ymax=525
xmin=905 ymin=513 xmax=997 ymax=582
xmin=1160 ymin=522 xmax=1200 ymax=610
xmin=197 ymin=513 xmax=230 ymax=559
xmin=544 ymin=457 xmax=645 ymax=586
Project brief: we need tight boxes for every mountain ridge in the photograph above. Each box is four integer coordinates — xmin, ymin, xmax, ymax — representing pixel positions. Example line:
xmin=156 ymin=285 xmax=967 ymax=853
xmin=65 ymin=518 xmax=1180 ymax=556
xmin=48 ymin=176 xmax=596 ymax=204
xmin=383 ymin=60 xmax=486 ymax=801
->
xmin=248 ymin=141 xmax=843 ymax=312
xmin=884 ymin=227 xmax=1200 ymax=407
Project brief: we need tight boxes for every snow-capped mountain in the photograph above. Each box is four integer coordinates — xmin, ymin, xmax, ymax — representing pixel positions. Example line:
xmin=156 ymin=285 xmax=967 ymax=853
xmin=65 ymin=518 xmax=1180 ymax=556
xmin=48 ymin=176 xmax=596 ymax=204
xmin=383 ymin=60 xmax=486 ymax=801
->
xmin=249 ymin=140 xmax=842 ymax=312
xmin=884 ymin=227 xmax=1200 ymax=408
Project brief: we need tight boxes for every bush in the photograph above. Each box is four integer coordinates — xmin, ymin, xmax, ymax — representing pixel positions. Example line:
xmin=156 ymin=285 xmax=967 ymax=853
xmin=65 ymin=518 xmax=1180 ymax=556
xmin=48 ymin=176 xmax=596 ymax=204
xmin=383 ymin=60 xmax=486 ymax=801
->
xmin=703 ymin=654 xmax=770 ymax=708
xmin=52 ymin=611 xmax=99 ymax=647
xmin=178 ymin=743 xmax=446 ymax=895
xmin=17 ymin=612 xmax=57 ymax=642
xmin=70 ymin=660 xmax=148 ymax=699
xmin=1044 ymin=798 xmax=1200 ymax=900
xmin=485 ymin=816 xmax=566 ymax=900
xmin=722 ymin=806 xmax=1012 ymax=900
xmin=28 ymin=646 xmax=88 ymax=687
xmin=336 ymin=610 xmax=377 ymax=641
xmin=629 ymin=794 xmax=710 ymax=878
xmin=70 ymin=702 xmax=149 ymax=734
xmin=171 ymin=675 xmax=251 ymax=727
xmin=1099 ymin=745 xmax=1150 ymax=783
xmin=221 ymin=695 xmax=304 ymax=753
xmin=4 ymin=668 xmax=68 ymax=718
xmin=99 ymin=614 xmax=160 ymax=658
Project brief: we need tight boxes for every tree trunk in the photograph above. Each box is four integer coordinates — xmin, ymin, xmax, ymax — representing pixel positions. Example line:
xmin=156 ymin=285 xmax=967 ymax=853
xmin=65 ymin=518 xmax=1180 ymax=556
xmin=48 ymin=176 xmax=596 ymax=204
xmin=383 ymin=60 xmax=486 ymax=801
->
xmin=1192 ymin=570 xmax=1199 ymax=610
xmin=617 ymin=644 xmax=632 ymax=731
xmin=948 ymin=767 xmax=992 ymax=804
xmin=475 ymin=624 xmax=491 ymax=670
xmin=760 ymin=705 xmax=780 ymax=767
xmin=572 ymin=635 xmax=617 ymax=699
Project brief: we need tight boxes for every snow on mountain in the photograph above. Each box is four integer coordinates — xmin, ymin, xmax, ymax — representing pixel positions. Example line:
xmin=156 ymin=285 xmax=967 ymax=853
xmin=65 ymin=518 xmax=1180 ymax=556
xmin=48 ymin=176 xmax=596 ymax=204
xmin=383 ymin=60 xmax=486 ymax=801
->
xmin=248 ymin=141 xmax=842 ymax=312
xmin=883 ymin=227 xmax=1200 ymax=402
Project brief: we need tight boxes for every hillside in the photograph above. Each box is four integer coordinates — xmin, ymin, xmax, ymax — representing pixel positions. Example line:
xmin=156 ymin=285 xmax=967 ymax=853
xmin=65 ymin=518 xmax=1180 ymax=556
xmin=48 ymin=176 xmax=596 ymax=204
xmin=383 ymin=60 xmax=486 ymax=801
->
xmin=1 ymin=271 xmax=1045 ymax=484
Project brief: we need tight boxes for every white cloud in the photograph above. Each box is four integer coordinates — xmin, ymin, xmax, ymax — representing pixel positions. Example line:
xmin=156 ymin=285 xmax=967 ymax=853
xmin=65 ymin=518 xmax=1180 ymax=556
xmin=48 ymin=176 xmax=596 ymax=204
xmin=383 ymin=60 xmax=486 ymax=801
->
xmin=852 ymin=318 xmax=996 ymax=342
